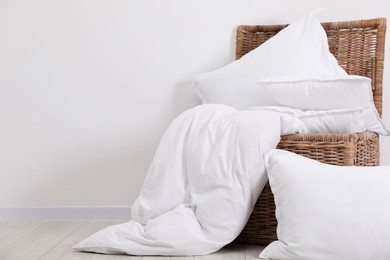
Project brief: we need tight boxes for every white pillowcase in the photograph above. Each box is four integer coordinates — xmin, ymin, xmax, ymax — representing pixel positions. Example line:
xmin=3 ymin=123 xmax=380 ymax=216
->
xmin=299 ymin=109 xmax=365 ymax=133
xmin=261 ymin=149 xmax=390 ymax=260
xmin=257 ymin=75 xmax=389 ymax=135
xmin=188 ymin=9 xmax=347 ymax=109
xmin=251 ymin=106 xmax=366 ymax=134
xmin=257 ymin=75 xmax=373 ymax=110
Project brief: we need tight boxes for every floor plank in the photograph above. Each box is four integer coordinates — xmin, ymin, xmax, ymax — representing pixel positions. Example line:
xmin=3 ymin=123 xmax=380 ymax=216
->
xmin=0 ymin=221 xmax=30 ymax=239
xmin=0 ymin=221 xmax=28 ymax=230
xmin=245 ymin=244 xmax=265 ymax=260
xmin=0 ymin=222 xmax=260 ymax=260
xmin=0 ymin=221 xmax=84 ymax=260
xmin=57 ymin=221 xmax=122 ymax=246
xmin=91 ymin=254 xmax=193 ymax=259
xmin=39 ymin=221 xmax=123 ymax=260
xmin=91 ymin=253 xmax=142 ymax=259
xmin=39 ymin=245 xmax=93 ymax=260
xmin=0 ymin=221 xmax=44 ymax=250
xmin=194 ymin=244 xmax=246 ymax=260
xmin=142 ymin=257 xmax=167 ymax=260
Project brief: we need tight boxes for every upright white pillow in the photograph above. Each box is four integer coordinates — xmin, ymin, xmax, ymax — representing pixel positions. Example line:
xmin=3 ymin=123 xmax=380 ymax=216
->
xmin=189 ymin=9 xmax=347 ymax=109
xmin=262 ymin=149 xmax=390 ymax=260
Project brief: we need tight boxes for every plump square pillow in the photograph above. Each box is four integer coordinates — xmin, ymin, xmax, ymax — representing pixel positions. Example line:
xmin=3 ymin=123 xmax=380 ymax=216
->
xmin=188 ymin=9 xmax=347 ymax=109
xmin=257 ymin=75 xmax=389 ymax=135
xmin=261 ymin=149 xmax=390 ymax=260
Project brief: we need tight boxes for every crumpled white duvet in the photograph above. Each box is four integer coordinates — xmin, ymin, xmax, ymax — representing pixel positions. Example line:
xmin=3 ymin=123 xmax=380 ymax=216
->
xmin=73 ymin=104 xmax=299 ymax=256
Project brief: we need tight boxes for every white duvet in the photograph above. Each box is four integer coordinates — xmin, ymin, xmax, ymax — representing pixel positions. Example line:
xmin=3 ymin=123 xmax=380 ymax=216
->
xmin=73 ymin=104 xmax=300 ymax=256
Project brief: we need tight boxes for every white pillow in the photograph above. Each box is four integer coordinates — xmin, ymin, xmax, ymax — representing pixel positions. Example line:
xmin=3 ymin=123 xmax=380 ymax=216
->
xmin=299 ymin=108 xmax=365 ymax=133
xmin=257 ymin=75 xmax=389 ymax=135
xmin=188 ymin=9 xmax=347 ymax=109
xmin=261 ymin=149 xmax=390 ymax=260
xmin=257 ymin=75 xmax=373 ymax=110
xmin=251 ymin=106 xmax=366 ymax=134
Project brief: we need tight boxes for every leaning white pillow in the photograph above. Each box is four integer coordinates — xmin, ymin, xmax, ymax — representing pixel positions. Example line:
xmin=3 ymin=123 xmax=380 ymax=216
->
xmin=257 ymin=75 xmax=389 ymax=135
xmin=299 ymin=108 xmax=366 ymax=133
xmin=251 ymin=106 xmax=366 ymax=134
xmin=189 ymin=9 xmax=347 ymax=109
xmin=261 ymin=149 xmax=390 ymax=260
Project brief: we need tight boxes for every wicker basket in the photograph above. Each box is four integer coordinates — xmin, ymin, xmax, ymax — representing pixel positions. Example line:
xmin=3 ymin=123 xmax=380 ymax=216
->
xmin=234 ymin=18 xmax=386 ymax=245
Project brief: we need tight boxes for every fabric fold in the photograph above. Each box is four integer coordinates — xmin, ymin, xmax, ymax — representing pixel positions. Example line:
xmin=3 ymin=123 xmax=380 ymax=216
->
xmin=73 ymin=104 xmax=298 ymax=256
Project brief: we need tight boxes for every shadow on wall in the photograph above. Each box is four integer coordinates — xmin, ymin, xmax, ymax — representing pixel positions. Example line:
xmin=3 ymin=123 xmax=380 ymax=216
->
xmin=170 ymin=80 xmax=202 ymax=120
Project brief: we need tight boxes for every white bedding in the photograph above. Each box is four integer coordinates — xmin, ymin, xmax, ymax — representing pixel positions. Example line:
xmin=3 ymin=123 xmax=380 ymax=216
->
xmin=73 ymin=104 xmax=299 ymax=256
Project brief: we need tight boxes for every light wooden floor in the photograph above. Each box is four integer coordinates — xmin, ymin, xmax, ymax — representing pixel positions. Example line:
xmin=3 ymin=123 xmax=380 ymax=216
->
xmin=0 ymin=221 xmax=265 ymax=260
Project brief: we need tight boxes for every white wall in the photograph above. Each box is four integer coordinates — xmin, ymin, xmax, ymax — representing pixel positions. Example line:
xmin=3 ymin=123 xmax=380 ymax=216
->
xmin=1 ymin=0 xmax=389 ymax=207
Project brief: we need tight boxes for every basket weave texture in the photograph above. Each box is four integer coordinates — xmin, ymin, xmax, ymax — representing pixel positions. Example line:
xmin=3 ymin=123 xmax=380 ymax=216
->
xmin=234 ymin=18 xmax=386 ymax=245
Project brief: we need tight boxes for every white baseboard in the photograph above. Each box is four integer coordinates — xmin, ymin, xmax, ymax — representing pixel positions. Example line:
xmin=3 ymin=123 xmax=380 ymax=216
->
xmin=0 ymin=206 xmax=132 ymax=221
